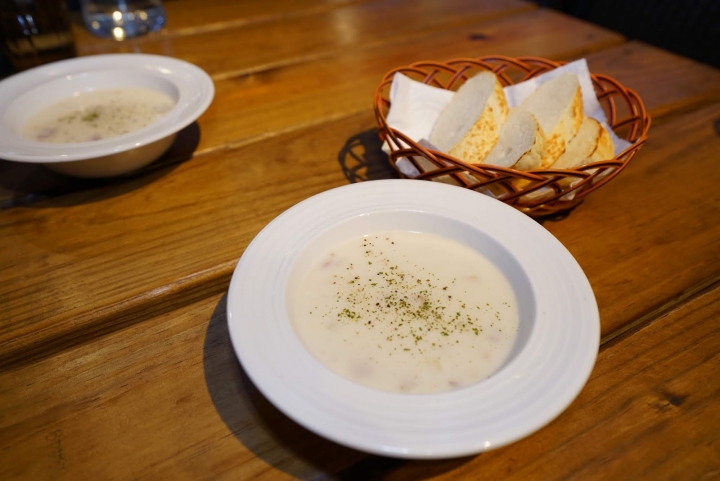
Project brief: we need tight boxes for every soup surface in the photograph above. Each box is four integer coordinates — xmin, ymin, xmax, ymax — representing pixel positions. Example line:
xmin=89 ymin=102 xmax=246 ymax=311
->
xmin=289 ymin=231 xmax=519 ymax=394
xmin=22 ymin=88 xmax=175 ymax=143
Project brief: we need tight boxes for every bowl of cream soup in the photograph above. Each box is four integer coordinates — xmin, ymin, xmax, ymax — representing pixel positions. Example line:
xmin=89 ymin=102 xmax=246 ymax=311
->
xmin=227 ymin=180 xmax=600 ymax=458
xmin=0 ymin=54 xmax=213 ymax=177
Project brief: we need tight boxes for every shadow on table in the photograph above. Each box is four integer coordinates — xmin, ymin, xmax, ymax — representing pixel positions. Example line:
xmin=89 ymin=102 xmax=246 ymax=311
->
xmin=203 ymin=295 xmax=472 ymax=480
xmin=337 ymin=128 xmax=398 ymax=183
xmin=0 ymin=122 xmax=200 ymax=209
xmin=335 ymin=128 xmax=581 ymax=224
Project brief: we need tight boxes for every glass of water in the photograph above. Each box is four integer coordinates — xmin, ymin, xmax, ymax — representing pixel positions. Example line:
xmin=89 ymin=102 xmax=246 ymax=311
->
xmin=81 ymin=0 xmax=166 ymax=40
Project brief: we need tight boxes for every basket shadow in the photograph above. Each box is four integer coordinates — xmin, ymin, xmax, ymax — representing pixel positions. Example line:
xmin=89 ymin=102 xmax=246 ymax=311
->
xmin=203 ymin=295 xmax=472 ymax=480
xmin=337 ymin=128 xmax=399 ymax=183
xmin=533 ymin=205 xmax=580 ymax=224
xmin=335 ymin=128 xmax=582 ymax=223
xmin=0 ymin=122 xmax=200 ymax=209
xmin=203 ymin=294 xmax=366 ymax=479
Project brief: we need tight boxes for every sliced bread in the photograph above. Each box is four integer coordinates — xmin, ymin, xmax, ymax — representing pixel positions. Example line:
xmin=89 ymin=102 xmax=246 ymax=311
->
xmin=518 ymin=72 xmax=583 ymax=168
xmin=430 ymin=71 xmax=508 ymax=164
xmin=552 ymin=117 xmax=614 ymax=169
xmin=481 ymin=108 xmax=545 ymax=170
xmin=585 ymin=121 xmax=614 ymax=163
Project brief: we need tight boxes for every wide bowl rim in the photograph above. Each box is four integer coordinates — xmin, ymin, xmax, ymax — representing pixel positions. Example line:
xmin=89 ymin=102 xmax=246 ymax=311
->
xmin=226 ymin=179 xmax=600 ymax=458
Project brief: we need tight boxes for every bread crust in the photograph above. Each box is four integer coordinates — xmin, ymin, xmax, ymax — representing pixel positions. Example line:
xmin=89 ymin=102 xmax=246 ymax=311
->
xmin=587 ymin=122 xmax=614 ymax=163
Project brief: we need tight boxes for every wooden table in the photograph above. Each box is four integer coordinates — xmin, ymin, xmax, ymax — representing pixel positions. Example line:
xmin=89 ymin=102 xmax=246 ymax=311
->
xmin=1 ymin=1 xmax=719 ymax=479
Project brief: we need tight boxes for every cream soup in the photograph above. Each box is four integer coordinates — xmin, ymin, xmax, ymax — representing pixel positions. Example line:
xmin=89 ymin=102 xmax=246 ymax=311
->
xmin=22 ymin=88 xmax=175 ymax=143
xmin=289 ymin=231 xmax=519 ymax=394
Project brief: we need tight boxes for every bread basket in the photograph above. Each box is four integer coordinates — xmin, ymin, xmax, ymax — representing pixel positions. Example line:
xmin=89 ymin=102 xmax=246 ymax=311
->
xmin=373 ymin=56 xmax=651 ymax=217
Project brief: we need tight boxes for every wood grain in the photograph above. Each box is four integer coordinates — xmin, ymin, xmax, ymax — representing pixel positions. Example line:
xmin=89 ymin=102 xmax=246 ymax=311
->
xmin=543 ymin=101 xmax=720 ymax=342
xmin=0 ymin=277 xmax=716 ymax=480
xmin=57 ymin=8 xmax=623 ymax=162
xmin=0 ymin=112 xmax=375 ymax=368
xmin=1 ymin=4 xmax=718 ymax=479
xmin=73 ymin=0 xmax=534 ymax=75
xmin=191 ymin=8 xmax=622 ymax=154
xmin=3 ymin=40 xmax=719 ymax=208
xmin=2 ymin=103 xmax=720 ymax=370
xmin=0 ymin=11 xmax=626 ymax=365
xmin=72 ymin=0 xmax=374 ymax=40
xmin=0 ymin=8 xmax=596 ymax=206
xmin=351 ymin=284 xmax=720 ymax=481
xmin=0 ymin=293 xmax=366 ymax=480
xmin=586 ymin=41 xmax=720 ymax=124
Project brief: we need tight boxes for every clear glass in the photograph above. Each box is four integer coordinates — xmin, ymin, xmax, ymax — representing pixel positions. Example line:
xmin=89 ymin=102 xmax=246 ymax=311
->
xmin=81 ymin=0 xmax=166 ymax=40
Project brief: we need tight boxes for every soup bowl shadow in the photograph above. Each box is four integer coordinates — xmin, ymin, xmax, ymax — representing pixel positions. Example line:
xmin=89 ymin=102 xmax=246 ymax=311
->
xmin=203 ymin=294 xmax=473 ymax=479
xmin=0 ymin=121 xmax=200 ymax=209
xmin=335 ymin=128 xmax=581 ymax=223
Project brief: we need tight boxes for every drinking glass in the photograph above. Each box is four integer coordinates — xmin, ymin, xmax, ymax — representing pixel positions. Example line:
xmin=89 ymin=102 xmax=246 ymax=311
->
xmin=81 ymin=0 xmax=165 ymax=40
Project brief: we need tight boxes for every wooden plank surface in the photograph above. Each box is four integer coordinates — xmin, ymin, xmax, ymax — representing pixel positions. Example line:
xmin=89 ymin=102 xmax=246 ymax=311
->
xmin=0 ymin=292 xmax=366 ymax=480
xmin=0 ymin=274 xmax=716 ymax=480
xmin=348 ymin=284 xmax=720 ymax=480
xmin=3 ymin=40 xmax=719 ymax=208
xmin=2 ymin=87 xmax=720 ymax=369
xmin=73 ymin=0 xmax=534 ymax=73
xmin=544 ymin=101 xmax=720 ymax=340
xmin=193 ymin=8 xmax=621 ymax=152
xmin=586 ymin=41 xmax=720 ymax=124
xmin=2 ymin=2 xmax=719 ymax=479
xmin=0 ymin=9 xmax=619 ymax=206
xmin=3 ymin=40 xmax=718 ymax=209
xmin=0 ymin=10 xmax=627 ymax=365
xmin=86 ymin=7 xmax=620 ymax=156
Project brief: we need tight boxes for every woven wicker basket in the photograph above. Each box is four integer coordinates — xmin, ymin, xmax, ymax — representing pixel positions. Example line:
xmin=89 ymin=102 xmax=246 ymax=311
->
xmin=373 ymin=56 xmax=651 ymax=217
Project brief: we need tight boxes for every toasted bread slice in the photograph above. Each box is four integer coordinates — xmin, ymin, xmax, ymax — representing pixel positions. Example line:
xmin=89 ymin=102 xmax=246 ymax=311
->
xmin=587 ymin=121 xmax=614 ymax=163
xmin=552 ymin=117 xmax=614 ymax=169
xmin=481 ymin=109 xmax=545 ymax=170
xmin=430 ymin=71 xmax=508 ymax=164
xmin=519 ymin=72 xmax=583 ymax=168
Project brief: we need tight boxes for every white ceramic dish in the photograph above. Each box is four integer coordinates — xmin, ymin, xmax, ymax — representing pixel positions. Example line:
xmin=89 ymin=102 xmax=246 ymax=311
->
xmin=0 ymin=54 xmax=214 ymax=177
xmin=227 ymin=180 xmax=599 ymax=459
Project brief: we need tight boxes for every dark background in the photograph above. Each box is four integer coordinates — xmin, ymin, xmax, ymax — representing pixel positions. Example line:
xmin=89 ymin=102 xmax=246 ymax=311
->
xmin=533 ymin=0 xmax=719 ymax=68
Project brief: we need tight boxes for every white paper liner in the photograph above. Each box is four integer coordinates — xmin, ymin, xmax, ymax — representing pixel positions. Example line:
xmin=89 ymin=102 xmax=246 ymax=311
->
xmin=383 ymin=59 xmax=633 ymax=180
